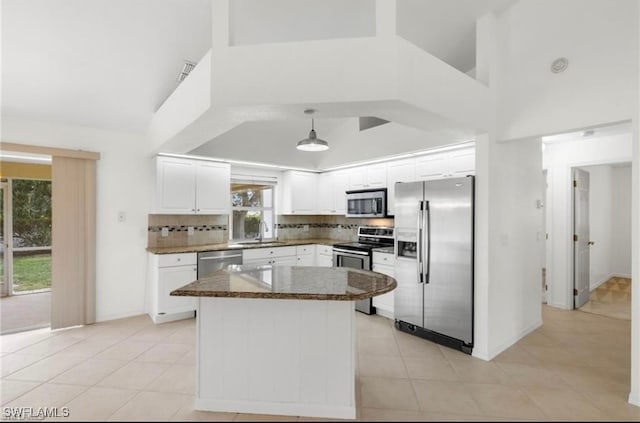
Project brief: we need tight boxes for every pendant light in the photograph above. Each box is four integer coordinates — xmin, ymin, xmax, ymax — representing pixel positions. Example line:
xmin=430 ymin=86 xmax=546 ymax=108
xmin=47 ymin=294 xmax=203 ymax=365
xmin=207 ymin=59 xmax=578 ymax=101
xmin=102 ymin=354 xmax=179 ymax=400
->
xmin=296 ymin=109 xmax=329 ymax=152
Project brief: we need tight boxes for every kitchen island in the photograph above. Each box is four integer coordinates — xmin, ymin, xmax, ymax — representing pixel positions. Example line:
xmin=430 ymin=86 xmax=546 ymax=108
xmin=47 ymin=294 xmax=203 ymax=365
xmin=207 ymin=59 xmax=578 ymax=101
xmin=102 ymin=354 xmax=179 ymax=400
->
xmin=171 ymin=264 xmax=396 ymax=419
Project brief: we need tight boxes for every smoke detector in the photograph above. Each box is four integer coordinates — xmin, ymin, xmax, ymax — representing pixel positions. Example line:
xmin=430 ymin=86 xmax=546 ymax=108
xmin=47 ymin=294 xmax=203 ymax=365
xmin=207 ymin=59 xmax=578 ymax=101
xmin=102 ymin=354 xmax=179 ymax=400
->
xmin=177 ymin=60 xmax=197 ymax=83
xmin=550 ymin=57 xmax=569 ymax=73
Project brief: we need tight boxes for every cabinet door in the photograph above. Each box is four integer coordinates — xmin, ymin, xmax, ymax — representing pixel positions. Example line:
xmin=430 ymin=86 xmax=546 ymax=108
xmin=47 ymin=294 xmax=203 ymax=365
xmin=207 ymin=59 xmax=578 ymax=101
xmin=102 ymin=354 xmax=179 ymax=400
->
xmin=386 ymin=159 xmax=415 ymax=216
xmin=366 ymin=164 xmax=387 ymax=188
xmin=372 ymin=263 xmax=394 ymax=315
xmin=195 ymin=162 xmax=230 ymax=214
xmin=348 ymin=168 xmax=366 ymax=190
xmin=416 ymin=153 xmax=448 ymax=180
xmin=448 ymin=148 xmax=475 ymax=177
xmin=316 ymin=173 xmax=334 ymax=214
xmin=274 ymin=256 xmax=297 ymax=266
xmin=296 ymin=254 xmax=315 ymax=266
xmin=291 ymin=172 xmax=317 ymax=213
xmin=156 ymin=157 xmax=196 ymax=213
xmin=333 ymin=171 xmax=349 ymax=214
xmin=316 ymin=254 xmax=333 ymax=267
xmin=158 ymin=266 xmax=197 ymax=314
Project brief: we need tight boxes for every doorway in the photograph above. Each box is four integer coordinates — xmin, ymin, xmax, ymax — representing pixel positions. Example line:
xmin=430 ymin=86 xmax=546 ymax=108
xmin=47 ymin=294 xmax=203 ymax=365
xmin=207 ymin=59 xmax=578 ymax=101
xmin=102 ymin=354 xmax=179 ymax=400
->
xmin=0 ymin=158 xmax=53 ymax=334
xmin=573 ymin=163 xmax=632 ymax=320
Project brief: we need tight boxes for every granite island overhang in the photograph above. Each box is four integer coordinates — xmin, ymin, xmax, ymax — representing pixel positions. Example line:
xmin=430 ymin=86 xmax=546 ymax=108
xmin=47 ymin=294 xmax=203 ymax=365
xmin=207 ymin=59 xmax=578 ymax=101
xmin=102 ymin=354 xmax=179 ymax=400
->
xmin=171 ymin=264 xmax=397 ymax=419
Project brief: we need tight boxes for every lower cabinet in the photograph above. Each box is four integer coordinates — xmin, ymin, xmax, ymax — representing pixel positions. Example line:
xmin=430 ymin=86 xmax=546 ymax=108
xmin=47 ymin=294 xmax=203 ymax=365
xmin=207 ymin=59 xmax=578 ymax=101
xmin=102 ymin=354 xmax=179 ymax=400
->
xmin=296 ymin=245 xmax=316 ymax=266
xmin=243 ymin=246 xmax=297 ymax=266
xmin=315 ymin=244 xmax=334 ymax=267
xmin=147 ymin=253 xmax=197 ymax=324
xmin=372 ymin=252 xmax=395 ymax=319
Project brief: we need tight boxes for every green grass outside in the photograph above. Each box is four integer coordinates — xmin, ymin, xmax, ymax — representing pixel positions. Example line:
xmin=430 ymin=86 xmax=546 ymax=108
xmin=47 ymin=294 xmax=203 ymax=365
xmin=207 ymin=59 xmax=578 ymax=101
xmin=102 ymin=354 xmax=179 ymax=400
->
xmin=12 ymin=253 xmax=51 ymax=292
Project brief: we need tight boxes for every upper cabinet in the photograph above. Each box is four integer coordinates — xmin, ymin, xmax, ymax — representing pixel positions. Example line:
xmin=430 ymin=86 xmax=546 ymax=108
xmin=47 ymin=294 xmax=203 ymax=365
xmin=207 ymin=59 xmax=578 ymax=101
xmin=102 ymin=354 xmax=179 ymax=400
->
xmin=280 ymin=171 xmax=317 ymax=214
xmin=415 ymin=147 xmax=475 ymax=180
xmin=348 ymin=163 xmax=387 ymax=190
xmin=317 ymin=171 xmax=349 ymax=215
xmin=155 ymin=156 xmax=230 ymax=214
xmin=386 ymin=159 xmax=416 ymax=216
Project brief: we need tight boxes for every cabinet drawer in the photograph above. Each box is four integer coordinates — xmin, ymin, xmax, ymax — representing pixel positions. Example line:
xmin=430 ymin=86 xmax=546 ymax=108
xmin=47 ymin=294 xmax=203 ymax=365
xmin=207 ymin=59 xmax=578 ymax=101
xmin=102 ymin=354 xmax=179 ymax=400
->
xmin=158 ymin=253 xmax=197 ymax=268
xmin=296 ymin=245 xmax=315 ymax=256
xmin=243 ymin=246 xmax=296 ymax=261
xmin=372 ymin=252 xmax=394 ymax=266
xmin=317 ymin=244 xmax=333 ymax=256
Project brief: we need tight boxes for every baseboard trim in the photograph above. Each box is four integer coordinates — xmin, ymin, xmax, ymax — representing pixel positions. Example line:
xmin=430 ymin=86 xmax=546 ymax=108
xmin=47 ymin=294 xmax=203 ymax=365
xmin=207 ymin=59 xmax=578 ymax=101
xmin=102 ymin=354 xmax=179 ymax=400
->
xmin=612 ymin=273 xmax=632 ymax=279
xmin=486 ymin=319 xmax=543 ymax=361
xmin=151 ymin=310 xmax=195 ymax=324
xmin=194 ymin=397 xmax=356 ymax=420
xmin=374 ymin=307 xmax=394 ymax=320
xmin=97 ymin=310 xmax=147 ymax=323
xmin=628 ymin=391 xmax=640 ymax=407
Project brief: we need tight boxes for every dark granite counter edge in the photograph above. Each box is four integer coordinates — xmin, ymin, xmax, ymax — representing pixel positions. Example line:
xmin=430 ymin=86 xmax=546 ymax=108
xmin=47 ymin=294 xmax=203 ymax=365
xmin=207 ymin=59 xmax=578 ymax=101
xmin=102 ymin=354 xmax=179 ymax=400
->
xmin=147 ymin=239 xmax=343 ymax=255
xmin=171 ymin=280 xmax=396 ymax=301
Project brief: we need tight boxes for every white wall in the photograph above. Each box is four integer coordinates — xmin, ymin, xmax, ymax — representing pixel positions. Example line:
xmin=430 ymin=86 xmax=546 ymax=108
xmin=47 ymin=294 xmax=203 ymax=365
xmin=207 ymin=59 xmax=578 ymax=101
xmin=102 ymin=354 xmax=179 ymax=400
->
xmin=495 ymin=0 xmax=637 ymax=141
xmin=474 ymin=135 xmax=544 ymax=360
xmin=2 ymin=117 xmax=152 ymax=322
xmin=543 ymin=134 xmax=632 ymax=309
xmin=612 ymin=165 xmax=633 ymax=277
xmin=579 ymin=165 xmax=613 ymax=289
xmin=229 ymin=0 xmax=375 ymax=46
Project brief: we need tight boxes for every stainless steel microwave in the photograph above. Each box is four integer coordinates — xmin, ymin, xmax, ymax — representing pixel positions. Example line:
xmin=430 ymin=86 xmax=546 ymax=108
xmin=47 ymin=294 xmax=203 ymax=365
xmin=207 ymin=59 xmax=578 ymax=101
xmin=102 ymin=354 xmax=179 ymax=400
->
xmin=345 ymin=188 xmax=387 ymax=218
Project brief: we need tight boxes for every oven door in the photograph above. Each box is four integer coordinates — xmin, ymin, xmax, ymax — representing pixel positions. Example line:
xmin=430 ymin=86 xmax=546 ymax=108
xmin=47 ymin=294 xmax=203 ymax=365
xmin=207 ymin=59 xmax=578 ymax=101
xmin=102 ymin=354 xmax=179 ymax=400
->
xmin=332 ymin=248 xmax=371 ymax=270
xmin=332 ymin=248 xmax=374 ymax=314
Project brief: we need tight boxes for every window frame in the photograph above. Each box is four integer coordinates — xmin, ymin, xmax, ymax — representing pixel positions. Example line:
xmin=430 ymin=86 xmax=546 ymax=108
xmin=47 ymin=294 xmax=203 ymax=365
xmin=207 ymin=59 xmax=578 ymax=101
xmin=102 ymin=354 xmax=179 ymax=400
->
xmin=229 ymin=182 xmax=275 ymax=242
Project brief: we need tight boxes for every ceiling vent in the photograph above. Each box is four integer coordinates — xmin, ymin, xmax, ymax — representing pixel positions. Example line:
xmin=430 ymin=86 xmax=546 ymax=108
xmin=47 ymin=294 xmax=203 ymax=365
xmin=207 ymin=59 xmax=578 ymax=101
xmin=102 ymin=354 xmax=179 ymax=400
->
xmin=177 ymin=60 xmax=197 ymax=83
xmin=359 ymin=116 xmax=390 ymax=131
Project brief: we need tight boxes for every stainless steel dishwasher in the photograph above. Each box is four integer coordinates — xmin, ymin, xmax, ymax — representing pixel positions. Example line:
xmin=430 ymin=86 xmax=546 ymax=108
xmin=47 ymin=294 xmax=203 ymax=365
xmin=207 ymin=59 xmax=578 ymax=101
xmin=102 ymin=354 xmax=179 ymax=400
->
xmin=197 ymin=250 xmax=243 ymax=279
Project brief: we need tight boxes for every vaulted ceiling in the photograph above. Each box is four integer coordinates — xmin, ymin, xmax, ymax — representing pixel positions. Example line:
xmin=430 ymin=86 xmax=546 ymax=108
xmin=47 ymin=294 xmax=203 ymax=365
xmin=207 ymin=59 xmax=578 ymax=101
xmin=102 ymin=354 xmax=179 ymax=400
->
xmin=2 ymin=0 xmax=511 ymax=165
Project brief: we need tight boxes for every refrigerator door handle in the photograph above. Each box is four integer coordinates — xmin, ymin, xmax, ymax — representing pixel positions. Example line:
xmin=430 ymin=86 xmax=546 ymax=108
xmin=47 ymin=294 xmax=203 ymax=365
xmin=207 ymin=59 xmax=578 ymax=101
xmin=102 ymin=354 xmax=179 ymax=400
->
xmin=417 ymin=201 xmax=424 ymax=283
xmin=424 ymin=200 xmax=431 ymax=284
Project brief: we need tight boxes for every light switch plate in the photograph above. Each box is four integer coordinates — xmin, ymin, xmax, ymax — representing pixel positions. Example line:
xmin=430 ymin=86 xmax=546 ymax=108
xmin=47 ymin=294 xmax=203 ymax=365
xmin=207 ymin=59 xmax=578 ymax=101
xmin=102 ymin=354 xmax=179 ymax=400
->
xmin=303 ymin=224 xmax=309 ymax=232
xmin=188 ymin=226 xmax=194 ymax=236
xmin=161 ymin=227 xmax=169 ymax=237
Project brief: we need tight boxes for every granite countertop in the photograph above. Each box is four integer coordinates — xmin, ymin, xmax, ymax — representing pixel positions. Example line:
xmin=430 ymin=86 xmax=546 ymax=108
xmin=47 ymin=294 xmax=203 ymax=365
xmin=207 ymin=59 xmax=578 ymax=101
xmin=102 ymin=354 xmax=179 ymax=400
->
xmin=170 ymin=264 xmax=397 ymax=301
xmin=147 ymin=238 xmax=343 ymax=255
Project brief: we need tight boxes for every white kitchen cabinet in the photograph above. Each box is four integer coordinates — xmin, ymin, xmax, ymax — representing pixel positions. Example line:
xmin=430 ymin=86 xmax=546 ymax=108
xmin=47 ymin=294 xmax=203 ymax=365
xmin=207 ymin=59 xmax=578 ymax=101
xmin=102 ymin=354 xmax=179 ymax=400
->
xmin=280 ymin=171 xmax=318 ymax=214
xmin=243 ymin=246 xmax=297 ymax=266
xmin=147 ymin=252 xmax=197 ymax=323
xmin=348 ymin=164 xmax=387 ymax=190
xmin=296 ymin=244 xmax=316 ymax=266
xmin=317 ymin=171 xmax=349 ymax=215
xmin=415 ymin=148 xmax=475 ymax=180
xmin=155 ymin=156 xmax=230 ymax=214
xmin=315 ymin=244 xmax=334 ymax=267
xmin=372 ymin=251 xmax=395 ymax=319
xmin=386 ymin=159 xmax=416 ymax=216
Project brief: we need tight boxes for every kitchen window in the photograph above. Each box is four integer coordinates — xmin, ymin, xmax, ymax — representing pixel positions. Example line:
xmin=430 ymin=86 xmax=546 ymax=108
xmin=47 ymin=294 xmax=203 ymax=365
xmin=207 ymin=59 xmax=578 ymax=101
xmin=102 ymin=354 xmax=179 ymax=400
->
xmin=230 ymin=182 xmax=274 ymax=241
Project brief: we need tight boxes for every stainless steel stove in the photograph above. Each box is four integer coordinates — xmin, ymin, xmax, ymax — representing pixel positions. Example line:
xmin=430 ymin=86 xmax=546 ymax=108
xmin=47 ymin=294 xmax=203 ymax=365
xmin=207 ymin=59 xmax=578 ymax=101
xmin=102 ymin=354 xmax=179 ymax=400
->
xmin=333 ymin=226 xmax=394 ymax=314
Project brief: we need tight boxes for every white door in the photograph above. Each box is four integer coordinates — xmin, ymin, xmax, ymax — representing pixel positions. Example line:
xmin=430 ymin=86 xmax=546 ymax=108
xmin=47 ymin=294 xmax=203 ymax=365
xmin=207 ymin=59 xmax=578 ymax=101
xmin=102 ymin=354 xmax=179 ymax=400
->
xmin=157 ymin=158 xmax=196 ymax=213
xmin=333 ymin=171 xmax=349 ymax=214
xmin=158 ymin=265 xmax=197 ymax=314
xmin=573 ymin=168 xmax=591 ymax=309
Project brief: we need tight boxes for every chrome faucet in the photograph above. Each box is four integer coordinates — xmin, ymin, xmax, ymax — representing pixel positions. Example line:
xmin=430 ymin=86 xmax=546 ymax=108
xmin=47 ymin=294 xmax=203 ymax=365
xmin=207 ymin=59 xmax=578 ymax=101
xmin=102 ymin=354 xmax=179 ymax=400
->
xmin=257 ymin=221 xmax=269 ymax=242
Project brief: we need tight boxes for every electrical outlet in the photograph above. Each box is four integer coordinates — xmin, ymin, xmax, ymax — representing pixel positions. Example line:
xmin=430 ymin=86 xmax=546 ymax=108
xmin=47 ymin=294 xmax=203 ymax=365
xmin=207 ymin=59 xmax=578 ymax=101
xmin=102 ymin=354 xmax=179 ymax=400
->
xmin=117 ymin=211 xmax=126 ymax=223
xmin=161 ymin=227 xmax=169 ymax=237
xmin=303 ymin=224 xmax=309 ymax=232
xmin=188 ymin=226 xmax=194 ymax=236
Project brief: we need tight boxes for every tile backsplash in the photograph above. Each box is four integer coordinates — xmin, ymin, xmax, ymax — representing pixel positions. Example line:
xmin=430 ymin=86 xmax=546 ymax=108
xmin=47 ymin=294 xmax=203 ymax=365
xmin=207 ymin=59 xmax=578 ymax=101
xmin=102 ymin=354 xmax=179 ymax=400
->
xmin=276 ymin=215 xmax=394 ymax=241
xmin=147 ymin=213 xmax=394 ymax=248
xmin=148 ymin=214 xmax=228 ymax=248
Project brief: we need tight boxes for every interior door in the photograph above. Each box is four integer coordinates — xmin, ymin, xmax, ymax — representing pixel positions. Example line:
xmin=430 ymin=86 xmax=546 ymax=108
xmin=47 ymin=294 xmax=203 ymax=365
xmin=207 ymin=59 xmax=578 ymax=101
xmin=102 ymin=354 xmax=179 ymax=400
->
xmin=573 ymin=168 xmax=590 ymax=309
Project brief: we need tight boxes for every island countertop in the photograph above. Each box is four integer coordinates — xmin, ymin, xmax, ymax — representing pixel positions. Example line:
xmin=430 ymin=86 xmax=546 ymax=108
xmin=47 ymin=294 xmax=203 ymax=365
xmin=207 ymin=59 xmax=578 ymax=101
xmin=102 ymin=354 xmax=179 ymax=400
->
xmin=170 ymin=264 xmax=396 ymax=301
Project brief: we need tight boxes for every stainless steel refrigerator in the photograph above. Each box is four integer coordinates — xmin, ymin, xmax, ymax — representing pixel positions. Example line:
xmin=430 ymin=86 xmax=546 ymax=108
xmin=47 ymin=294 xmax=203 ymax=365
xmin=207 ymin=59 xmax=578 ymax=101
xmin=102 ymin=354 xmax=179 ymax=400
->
xmin=394 ymin=176 xmax=474 ymax=354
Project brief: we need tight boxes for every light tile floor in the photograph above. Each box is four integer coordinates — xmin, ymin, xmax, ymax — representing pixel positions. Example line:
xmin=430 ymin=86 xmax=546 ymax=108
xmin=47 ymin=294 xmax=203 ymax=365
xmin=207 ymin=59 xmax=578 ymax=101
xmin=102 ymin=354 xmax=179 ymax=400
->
xmin=1 ymin=306 xmax=638 ymax=421
xmin=579 ymin=277 xmax=631 ymax=320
